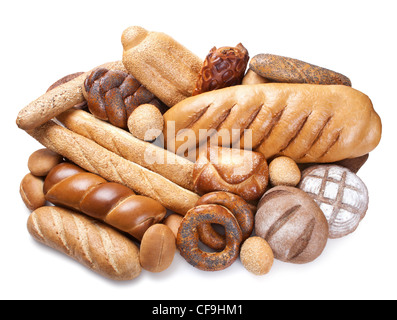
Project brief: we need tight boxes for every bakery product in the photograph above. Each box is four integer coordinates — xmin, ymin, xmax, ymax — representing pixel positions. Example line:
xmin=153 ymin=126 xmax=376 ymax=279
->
xmin=83 ymin=68 xmax=165 ymax=129
xmin=193 ymin=145 xmax=269 ymax=201
xmin=122 ymin=26 xmax=202 ymax=107
xmin=27 ymin=120 xmax=200 ymax=215
xmin=56 ymin=109 xmax=194 ymax=191
xmin=163 ymin=83 xmax=381 ymax=163
xmin=298 ymin=165 xmax=369 ymax=238
xmin=44 ymin=162 xmax=167 ymax=241
xmin=140 ymin=224 xmax=176 ymax=272
xmin=27 ymin=206 xmax=141 ymax=281
xmin=193 ymin=43 xmax=249 ymax=95
xmin=16 ymin=61 xmax=127 ymax=130
xmin=255 ymin=186 xmax=329 ymax=264
xmin=177 ymin=204 xmax=243 ymax=271
xmin=250 ymin=53 xmax=352 ymax=86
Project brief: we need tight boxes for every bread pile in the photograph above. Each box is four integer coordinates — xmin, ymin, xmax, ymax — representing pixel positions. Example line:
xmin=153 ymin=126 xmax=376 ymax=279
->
xmin=16 ymin=26 xmax=382 ymax=280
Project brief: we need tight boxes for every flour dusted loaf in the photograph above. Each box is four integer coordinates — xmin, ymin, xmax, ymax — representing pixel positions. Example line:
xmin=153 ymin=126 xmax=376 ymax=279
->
xmin=163 ymin=83 xmax=382 ymax=163
xmin=298 ymin=165 xmax=369 ymax=238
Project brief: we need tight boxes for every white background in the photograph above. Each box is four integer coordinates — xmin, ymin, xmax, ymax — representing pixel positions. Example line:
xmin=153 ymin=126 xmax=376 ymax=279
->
xmin=1 ymin=0 xmax=396 ymax=300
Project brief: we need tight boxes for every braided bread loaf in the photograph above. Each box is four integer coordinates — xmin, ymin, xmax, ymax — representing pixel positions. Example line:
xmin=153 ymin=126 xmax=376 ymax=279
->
xmin=163 ymin=83 xmax=382 ymax=163
xmin=83 ymin=68 xmax=165 ymax=129
xmin=44 ymin=162 xmax=167 ymax=241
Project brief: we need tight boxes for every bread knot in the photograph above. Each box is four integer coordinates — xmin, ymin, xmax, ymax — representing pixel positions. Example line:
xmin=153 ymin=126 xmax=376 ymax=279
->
xmin=83 ymin=68 xmax=165 ymax=129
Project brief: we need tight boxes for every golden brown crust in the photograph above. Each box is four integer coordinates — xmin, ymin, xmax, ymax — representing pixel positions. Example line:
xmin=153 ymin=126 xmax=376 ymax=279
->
xmin=43 ymin=162 xmax=166 ymax=241
xmin=27 ymin=121 xmax=200 ymax=215
xmin=16 ymin=61 xmax=126 ymax=130
xmin=163 ymin=83 xmax=382 ymax=163
xmin=27 ymin=206 xmax=141 ymax=281
xmin=139 ymin=224 xmax=176 ymax=272
xmin=193 ymin=145 xmax=269 ymax=201
xmin=56 ymin=109 xmax=195 ymax=191
xmin=122 ymin=26 xmax=202 ymax=107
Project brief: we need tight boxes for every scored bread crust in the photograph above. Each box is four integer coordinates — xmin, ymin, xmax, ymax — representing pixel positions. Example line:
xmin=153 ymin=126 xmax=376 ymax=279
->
xmin=27 ymin=121 xmax=200 ymax=215
xmin=163 ymin=83 xmax=382 ymax=163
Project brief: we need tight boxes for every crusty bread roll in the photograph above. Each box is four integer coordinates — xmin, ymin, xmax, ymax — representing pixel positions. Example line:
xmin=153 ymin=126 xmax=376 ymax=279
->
xmin=163 ymin=83 xmax=382 ymax=163
xmin=27 ymin=206 xmax=141 ymax=281
xmin=27 ymin=121 xmax=200 ymax=215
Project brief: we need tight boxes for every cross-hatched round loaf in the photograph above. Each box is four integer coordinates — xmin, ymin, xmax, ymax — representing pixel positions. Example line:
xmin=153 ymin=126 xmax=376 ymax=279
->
xmin=298 ymin=165 xmax=369 ymax=239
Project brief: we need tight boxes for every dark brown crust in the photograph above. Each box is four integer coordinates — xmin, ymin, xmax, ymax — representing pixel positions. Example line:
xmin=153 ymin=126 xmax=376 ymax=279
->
xmin=193 ymin=43 xmax=249 ymax=95
xmin=83 ymin=68 xmax=166 ymax=129
xmin=176 ymin=204 xmax=243 ymax=271
xmin=195 ymin=192 xmax=254 ymax=250
xmin=250 ymin=54 xmax=351 ymax=86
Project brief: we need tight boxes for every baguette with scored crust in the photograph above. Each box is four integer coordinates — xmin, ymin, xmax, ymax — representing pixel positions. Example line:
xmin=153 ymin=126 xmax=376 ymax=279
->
xmin=27 ymin=206 xmax=141 ymax=281
xmin=27 ymin=121 xmax=200 ymax=215
xmin=163 ymin=83 xmax=382 ymax=163
xmin=56 ymin=109 xmax=195 ymax=191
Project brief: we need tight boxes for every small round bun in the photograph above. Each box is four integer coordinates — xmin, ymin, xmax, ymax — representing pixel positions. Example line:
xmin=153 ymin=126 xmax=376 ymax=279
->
xmin=28 ymin=148 xmax=63 ymax=177
xmin=240 ymin=236 xmax=274 ymax=275
xmin=127 ymin=104 xmax=164 ymax=141
xmin=269 ymin=156 xmax=301 ymax=187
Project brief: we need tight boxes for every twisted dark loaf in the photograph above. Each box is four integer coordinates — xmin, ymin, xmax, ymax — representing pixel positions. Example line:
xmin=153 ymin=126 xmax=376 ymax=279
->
xmin=83 ymin=67 xmax=166 ymax=129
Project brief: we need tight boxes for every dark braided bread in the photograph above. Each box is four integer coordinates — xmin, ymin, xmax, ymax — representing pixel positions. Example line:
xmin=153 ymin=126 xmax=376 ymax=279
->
xmin=83 ymin=68 xmax=166 ymax=129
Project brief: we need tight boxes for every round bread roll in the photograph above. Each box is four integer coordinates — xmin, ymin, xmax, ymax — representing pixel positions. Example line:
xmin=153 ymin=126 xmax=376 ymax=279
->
xmin=255 ymin=186 xmax=329 ymax=264
xmin=127 ymin=103 xmax=164 ymax=141
xmin=28 ymin=148 xmax=63 ymax=177
xmin=20 ymin=173 xmax=46 ymax=211
xmin=269 ymin=156 xmax=301 ymax=187
xmin=140 ymin=224 xmax=176 ymax=272
xmin=163 ymin=214 xmax=183 ymax=239
xmin=240 ymin=236 xmax=274 ymax=275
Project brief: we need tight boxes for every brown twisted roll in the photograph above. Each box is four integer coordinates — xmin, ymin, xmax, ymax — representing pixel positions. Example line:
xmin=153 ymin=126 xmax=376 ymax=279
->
xmin=177 ymin=204 xmax=243 ymax=271
xmin=195 ymin=192 xmax=254 ymax=250
xmin=43 ymin=162 xmax=167 ymax=241
xmin=83 ymin=67 xmax=166 ymax=129
xmin=192 ymin=43 xmax=249 ymax=96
